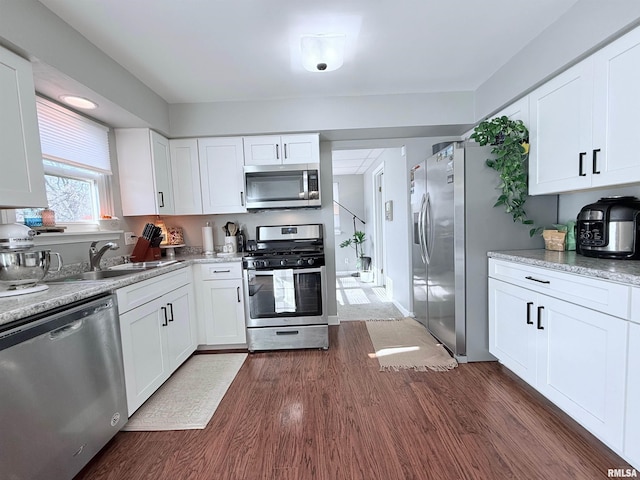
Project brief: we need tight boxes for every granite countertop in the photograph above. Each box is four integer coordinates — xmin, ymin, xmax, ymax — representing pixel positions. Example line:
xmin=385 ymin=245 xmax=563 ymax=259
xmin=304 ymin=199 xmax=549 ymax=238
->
xmin=488 ymin=249 xmax=640 ymax=286
xmin=0 ymin=253 xmax=244 ymax=327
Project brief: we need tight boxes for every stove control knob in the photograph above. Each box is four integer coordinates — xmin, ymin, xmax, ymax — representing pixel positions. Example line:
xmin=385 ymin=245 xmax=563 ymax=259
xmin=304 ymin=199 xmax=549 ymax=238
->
xmin=307 ymin=258 xmax=315 ymax=266
xmin=297 ymin=259 xmax=305 ymax=266
xmin=258 ymin=260 xmax=268 ymax=268
xmin=280 ymin=259 xmax=287 ymax=266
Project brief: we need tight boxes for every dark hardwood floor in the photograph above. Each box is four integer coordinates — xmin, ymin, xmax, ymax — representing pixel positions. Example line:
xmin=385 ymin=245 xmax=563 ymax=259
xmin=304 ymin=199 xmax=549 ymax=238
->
xmin=76 ymin=322 xmax=628 ymax=480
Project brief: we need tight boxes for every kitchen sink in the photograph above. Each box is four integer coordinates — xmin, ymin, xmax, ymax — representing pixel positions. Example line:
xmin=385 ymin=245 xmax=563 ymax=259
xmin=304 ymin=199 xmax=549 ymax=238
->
xmin=107 ymin=260 xmax=177 ymax=270
xmin=48 ymin=260 xmax=178 ymax=282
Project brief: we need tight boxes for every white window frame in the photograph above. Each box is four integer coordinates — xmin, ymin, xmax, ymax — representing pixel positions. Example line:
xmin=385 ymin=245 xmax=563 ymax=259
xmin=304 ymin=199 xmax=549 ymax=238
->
xmin=16 ymin=98 xmax=117 ymax=234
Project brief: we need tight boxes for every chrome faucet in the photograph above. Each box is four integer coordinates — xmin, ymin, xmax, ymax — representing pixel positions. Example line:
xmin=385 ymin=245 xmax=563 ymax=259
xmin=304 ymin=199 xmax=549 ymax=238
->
xmin=89 ymin=241 xmax=119 ymax=271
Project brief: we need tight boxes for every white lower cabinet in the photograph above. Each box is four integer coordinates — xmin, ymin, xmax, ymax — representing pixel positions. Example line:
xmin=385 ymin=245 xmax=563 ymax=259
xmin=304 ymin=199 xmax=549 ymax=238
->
xmin=118 ymin=269 xmax=197 ymax=416
xmin=195 ymin=263 xmax=246 ymax=347
xmin=488 ymin=278 xmax=537 ymax=385
xmin=489 ymin=259 xmax=631 ymax=458
xmin=534 ymin=294 xmax=627 ymax=450
xmin=626 ymin=322 xmax=640 ymax=467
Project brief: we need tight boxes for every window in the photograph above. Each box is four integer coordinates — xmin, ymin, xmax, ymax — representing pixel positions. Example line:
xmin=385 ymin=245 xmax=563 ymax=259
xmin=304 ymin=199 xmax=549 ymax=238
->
xmin=17 ymin=98 xmax=113 ymax=226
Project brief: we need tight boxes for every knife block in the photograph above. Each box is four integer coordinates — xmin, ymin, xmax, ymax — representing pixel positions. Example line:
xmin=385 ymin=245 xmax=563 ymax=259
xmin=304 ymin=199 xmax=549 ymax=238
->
xmin=130 ymin=238 xmax=162 ymax=262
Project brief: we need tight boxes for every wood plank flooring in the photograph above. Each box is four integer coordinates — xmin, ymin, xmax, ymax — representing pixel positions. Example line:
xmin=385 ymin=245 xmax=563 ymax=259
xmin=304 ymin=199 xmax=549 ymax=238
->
xmin=75 ymin=322 xmax=629 ymax=479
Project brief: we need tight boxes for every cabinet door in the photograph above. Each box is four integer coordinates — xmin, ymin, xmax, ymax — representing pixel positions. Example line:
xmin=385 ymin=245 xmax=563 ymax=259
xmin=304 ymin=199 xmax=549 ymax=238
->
xmin=281 ymin=134 xmax=319 ymax=165
xmin=170 ymin=139 xmax=202 ymax=214
xmin=488 ymin=278 xmax=537 ymax=384
xmin=201 ymin=279 xmax=246 ymax=345
xmin=199 ymin=137 xmax=246 ymax=213
xmin=0 ymin=47 xmax=47 ymax=208
xmin=165 ymin=284 xmax=197 ymax=371
xmin=591 ymin=27 xmax=640 ymax=188
xmin=150 ymin=130 xmax=174 ymax=215
xmin=529 ymin=60 xmax=593 ymax=195
xmin=243 ymin=135 xmax=281 ymax=165
xmin=119 ymin=300 xmax=169 ymax=415
xmin=535 ymin=295 xmax=627 ymax=451
xmin=625 ymin=322 xmax=640 ymax=467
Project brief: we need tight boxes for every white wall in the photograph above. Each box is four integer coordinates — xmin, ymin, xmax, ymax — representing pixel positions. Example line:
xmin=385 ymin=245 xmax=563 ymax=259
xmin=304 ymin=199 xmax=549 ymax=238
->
xmin=558 ymin=185 xmax=640 ymax=224
xmin=333 ymin=175 xmax=365 ymax=273
xmin=168 ymin=93 xmax=474 ymax=138
xmin=0 ymin=0 xmax=169 ymax=133
xmin=475 ymin=2 xmax=640 ymax=120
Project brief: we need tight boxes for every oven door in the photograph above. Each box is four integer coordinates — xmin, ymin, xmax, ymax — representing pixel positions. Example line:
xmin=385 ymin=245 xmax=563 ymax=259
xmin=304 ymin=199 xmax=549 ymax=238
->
xmin=243 ymin=266 xmax=326 ymax=327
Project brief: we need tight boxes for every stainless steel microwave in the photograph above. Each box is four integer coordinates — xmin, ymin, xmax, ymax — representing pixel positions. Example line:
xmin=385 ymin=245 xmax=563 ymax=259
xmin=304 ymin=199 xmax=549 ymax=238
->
xmin=244 ymin=164 xmax=321 ymax=210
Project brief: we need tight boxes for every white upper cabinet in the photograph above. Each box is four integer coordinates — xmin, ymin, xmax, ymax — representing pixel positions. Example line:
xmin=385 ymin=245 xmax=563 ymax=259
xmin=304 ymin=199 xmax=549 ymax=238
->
xmin=591 ymin=27 xmax=640 ymax=187
xmin=243 ymin=133 xmax=319 ymax=166
xmin=529 ymin=26 xmax=640 ymax=195
xmin=198 ymin=137 xmax=246 ymax=214
xmin=0 ymin=46 xmax=47 ymax=208
xmin=169 ymin=139 xmax=202 ymax=215
xmin=529 ymin=59 xmax=593 ymax=195
xmin=116 ymin=128 xmax=175 ymax=216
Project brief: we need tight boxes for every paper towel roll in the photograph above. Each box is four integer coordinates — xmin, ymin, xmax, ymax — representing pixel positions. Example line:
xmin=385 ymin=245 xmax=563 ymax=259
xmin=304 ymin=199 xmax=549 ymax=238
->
xmin=202 ymin=224 xmax=214 ymax=254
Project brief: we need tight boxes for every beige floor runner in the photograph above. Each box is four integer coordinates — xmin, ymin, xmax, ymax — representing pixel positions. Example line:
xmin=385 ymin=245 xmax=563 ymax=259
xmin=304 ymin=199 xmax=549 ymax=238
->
xmin=122 ymin=353 xmax=247 ymax=431
xmin=366 ymin=318 xmax=458 ymax=372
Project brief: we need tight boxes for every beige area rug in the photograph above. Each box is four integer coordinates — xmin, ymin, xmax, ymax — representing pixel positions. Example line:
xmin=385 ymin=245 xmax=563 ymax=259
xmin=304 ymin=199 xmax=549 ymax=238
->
xmin=122 ymin=353 xmax=247 ymax=431
xmin=366 ymin=318 xmax=458 ymax=372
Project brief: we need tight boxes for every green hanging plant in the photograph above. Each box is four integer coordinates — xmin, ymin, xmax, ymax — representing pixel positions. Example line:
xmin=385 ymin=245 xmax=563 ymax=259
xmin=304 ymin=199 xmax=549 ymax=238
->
xmin=470 ymin=116 xmax=541 ymax=237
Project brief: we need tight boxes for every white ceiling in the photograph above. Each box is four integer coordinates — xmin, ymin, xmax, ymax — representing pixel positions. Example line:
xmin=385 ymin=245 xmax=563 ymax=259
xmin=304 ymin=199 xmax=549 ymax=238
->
xmin=37 ymin=0 xmax=579 ymax=105
xmin=332 ymin=148 xmax=385 ymax=176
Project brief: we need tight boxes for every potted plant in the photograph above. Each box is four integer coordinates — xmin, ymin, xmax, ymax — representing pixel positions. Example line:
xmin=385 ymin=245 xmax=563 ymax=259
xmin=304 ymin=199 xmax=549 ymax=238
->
xmin=340 ymin=230 xmax=371 ymax=275
xmin=470 ymin=116 xmax=541 ymax=236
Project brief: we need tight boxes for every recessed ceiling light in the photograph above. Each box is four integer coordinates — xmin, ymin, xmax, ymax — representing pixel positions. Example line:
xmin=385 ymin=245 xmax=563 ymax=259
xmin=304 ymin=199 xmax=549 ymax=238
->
xmin=300 ymin=34 xmax=346 ymax=72
xmin=59 ymin=95 xmax=98 ymax=110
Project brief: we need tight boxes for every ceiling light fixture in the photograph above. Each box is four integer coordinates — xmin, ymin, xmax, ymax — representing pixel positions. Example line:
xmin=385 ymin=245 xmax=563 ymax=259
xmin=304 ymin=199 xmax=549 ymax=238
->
xmin=59 ymin=95 xmax=98 ymax=110
xmin=300 ymin=34 xmax=346 ymax=72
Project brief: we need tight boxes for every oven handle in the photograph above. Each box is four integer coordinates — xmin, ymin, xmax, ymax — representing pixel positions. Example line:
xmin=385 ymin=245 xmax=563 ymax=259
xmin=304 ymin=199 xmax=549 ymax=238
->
xmin=247 ymin=267 xmax=324 ymax=275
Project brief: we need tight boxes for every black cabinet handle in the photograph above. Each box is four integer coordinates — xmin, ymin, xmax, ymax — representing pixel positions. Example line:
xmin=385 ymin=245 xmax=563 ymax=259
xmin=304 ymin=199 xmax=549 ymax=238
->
xmin=276 ymin=330 xmax=299 ymax=336
xmin=592 ymin=148 xmax=601 ymax=174
xmin=158 ymin=191 xmax=165 ymax=208
xmin=240 ymin=191 xmax=244 ymax=206
xmin=525 ymin=276 xmax=550 ymax=284
xmin=579 ymin=152 xmax=587 ymax=176
xmin=276 ymin=144 xmax=280 ymax=160
xmin=284 ymin=143 xmax=288 ymax=159
xmin=161 ymin=306 xmax=168 ymax=326
xmin=537 ymin=306 xmax=544 ymax=330
xmin=237 ymin=286 xmax=241 ymax=303
xmin=526 ymin=302 xmax=534 ymax=325
xmin=167 ymin=303 xmax=174 ymax=322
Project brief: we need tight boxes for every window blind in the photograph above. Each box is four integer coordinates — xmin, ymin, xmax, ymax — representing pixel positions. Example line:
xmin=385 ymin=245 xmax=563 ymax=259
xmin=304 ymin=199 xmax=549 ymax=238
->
xmin=36 ymin=97 xmax=111 ymax=174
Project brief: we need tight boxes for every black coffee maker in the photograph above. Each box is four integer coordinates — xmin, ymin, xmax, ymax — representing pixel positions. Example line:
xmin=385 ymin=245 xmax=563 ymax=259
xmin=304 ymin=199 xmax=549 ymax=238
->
xmin=576 ymin=196 xmax=640 ymax=259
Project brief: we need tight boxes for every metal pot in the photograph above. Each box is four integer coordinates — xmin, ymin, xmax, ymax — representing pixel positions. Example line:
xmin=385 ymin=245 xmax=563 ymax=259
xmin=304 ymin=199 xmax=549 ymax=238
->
xmin=0 ymin=249 xmax=63 ymax=288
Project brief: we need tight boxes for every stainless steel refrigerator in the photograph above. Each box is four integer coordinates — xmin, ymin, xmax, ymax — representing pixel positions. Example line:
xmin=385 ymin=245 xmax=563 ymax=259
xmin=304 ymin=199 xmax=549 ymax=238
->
xmin=411 ymin=141 xmax=558 ymax=362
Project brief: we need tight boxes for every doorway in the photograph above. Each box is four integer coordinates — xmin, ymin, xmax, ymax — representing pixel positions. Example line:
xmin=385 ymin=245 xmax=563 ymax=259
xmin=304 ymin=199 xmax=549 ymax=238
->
xmin=372 ymin=164 xmax=385 ymax=287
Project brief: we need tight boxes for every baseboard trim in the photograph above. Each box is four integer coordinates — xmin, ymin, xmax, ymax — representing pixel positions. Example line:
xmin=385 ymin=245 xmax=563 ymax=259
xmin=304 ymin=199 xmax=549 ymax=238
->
xmin=393 ymin=300 xmax=411 ymax=318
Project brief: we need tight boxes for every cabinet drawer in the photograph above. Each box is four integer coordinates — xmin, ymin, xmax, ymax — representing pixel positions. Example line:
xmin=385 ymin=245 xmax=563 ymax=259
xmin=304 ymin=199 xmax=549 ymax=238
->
xmin=117 ymin=267 xmax=192 ymax=313
xmin=200 ymin=262 xmax=241 ymax=280
xmin=489 ymin=259 xmax=630 ymax=319
xmin=247 ymin=325 xmax=328 ymax=352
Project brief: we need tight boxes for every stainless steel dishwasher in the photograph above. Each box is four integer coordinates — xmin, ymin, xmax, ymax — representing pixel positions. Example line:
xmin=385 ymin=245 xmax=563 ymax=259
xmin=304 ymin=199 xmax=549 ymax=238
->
xmin=0 ymin=294 xmax=127 ymax=480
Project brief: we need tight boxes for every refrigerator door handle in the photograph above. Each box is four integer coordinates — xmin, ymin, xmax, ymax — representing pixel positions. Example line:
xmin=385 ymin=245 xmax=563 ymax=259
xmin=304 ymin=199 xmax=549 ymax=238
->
xmin=424 ymin=193 xmax=432 ymax=265
xmin=418 ymin=194 xmax=427 ymax=264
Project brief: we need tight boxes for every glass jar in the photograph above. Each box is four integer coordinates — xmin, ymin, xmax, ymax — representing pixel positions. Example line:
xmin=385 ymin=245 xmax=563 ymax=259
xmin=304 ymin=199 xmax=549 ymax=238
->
xmin=42 ymin=208 xmax=56 ymax=227
xmin=23 ymin=209 xmax=43 ymax=227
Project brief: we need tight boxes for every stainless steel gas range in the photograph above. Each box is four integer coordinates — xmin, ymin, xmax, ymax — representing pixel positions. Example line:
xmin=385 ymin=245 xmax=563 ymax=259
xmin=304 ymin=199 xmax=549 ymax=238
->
xmin=242 ymin=224 xmax=328 ymax=352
